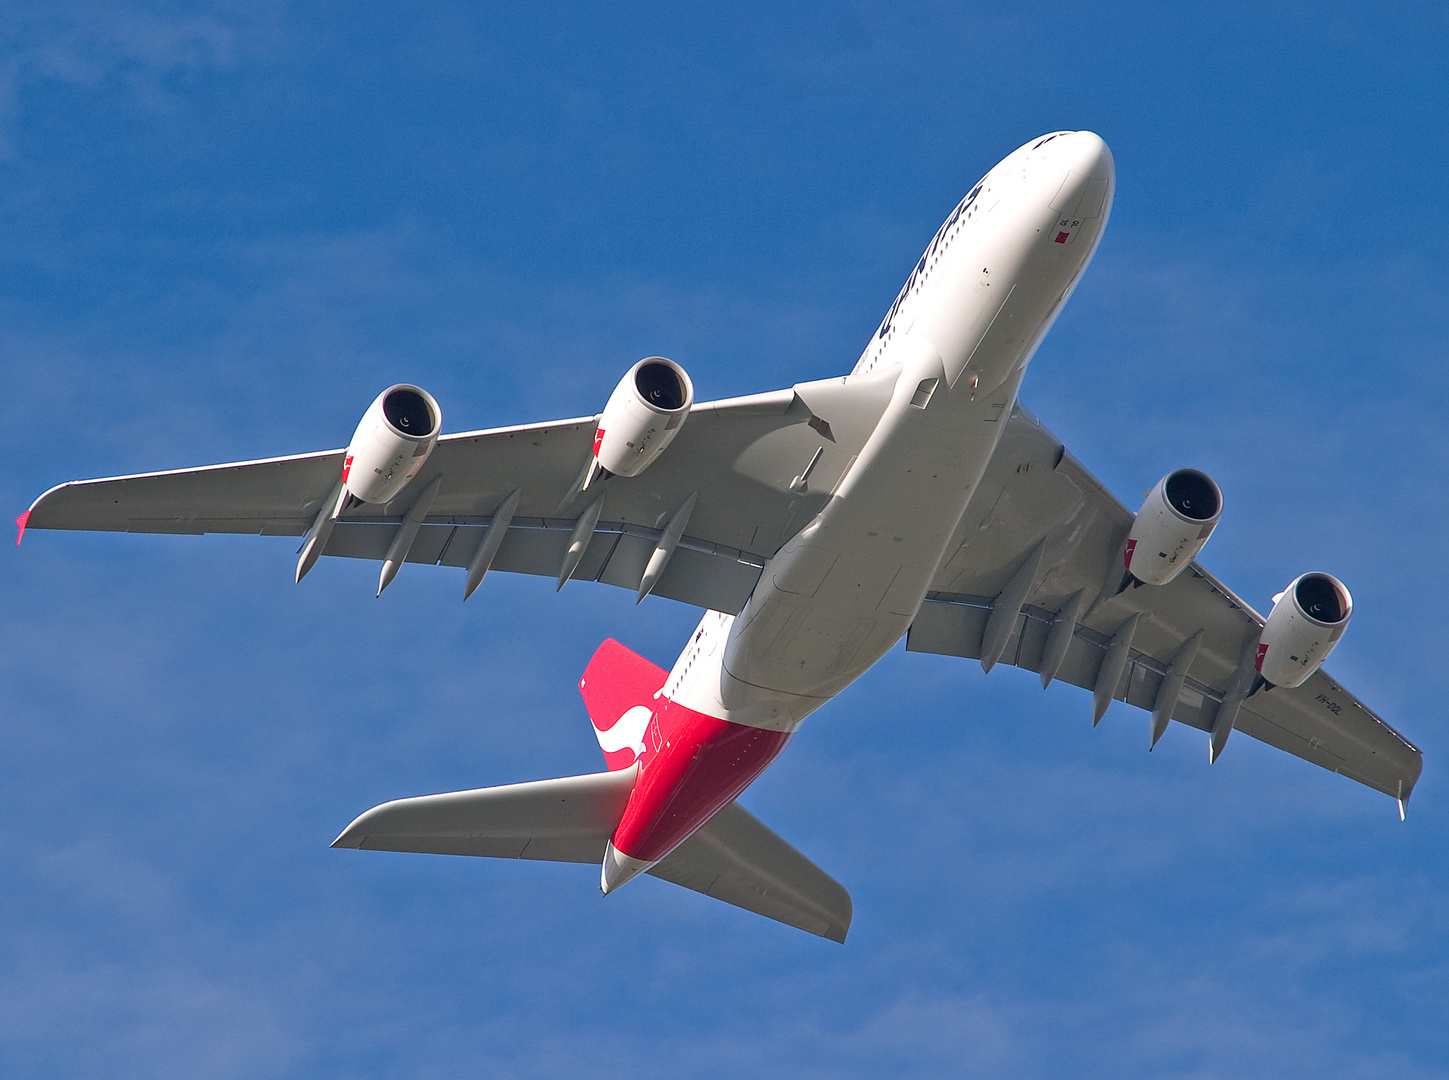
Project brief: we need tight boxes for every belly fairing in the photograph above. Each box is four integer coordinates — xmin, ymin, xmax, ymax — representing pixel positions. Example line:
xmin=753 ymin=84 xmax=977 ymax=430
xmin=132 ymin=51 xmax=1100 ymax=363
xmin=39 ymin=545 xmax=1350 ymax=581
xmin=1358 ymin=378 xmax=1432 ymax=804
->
xmin=721 ymin=218 xmax=1097 ymax=702
xmin=721 ymin=363 xmax=1028 ymax=702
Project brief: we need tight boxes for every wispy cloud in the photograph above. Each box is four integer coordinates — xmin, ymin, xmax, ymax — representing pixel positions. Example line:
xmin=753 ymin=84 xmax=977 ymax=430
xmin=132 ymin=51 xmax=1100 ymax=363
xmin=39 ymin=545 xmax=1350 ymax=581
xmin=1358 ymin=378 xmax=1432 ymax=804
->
xmin=0 ymin=1 xmax=278 ymax=155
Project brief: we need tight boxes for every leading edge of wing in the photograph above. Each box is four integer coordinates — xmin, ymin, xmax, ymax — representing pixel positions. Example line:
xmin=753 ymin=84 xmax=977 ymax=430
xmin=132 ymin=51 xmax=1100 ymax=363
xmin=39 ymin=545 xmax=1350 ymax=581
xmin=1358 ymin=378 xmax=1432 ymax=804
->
xmin=19 ymin=384 xmax=808 ymax=539
xmin=22 ymin=445 xmax=346 ymax=537
xmin=26 ymin=385 xmax=799 ymax=507
xmin=20 ymin=413 xmax=606 ymax=536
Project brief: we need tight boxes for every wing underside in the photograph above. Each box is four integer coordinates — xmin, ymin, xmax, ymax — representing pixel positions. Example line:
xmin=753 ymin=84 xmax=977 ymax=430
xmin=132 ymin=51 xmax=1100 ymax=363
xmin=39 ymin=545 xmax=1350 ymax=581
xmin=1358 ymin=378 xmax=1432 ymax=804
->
xmin=23 ymin=375 xmax=896 ymax=614
xmin=908 ymin=405 xmax=1421 ymax=803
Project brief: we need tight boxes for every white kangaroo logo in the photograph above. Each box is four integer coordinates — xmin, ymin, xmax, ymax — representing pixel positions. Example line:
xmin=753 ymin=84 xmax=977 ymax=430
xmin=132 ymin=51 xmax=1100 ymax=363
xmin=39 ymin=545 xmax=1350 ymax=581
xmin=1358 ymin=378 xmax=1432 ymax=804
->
xmin=594 ymin=704 xmax=651 ymax=757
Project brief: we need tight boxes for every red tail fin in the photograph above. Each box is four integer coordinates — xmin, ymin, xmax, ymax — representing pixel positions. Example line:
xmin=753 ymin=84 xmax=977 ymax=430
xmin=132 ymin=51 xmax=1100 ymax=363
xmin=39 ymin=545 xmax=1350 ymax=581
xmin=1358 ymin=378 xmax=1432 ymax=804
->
xmin=579 ymin=639 xmax=667 ymax=771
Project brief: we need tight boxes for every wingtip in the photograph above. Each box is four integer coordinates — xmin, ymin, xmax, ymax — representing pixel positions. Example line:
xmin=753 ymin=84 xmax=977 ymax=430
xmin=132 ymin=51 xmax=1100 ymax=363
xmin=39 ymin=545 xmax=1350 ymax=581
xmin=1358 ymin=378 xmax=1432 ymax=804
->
xmin=331 ymin=819 xmax=368 ymax=848
xmin=15 ymin=510 xmax=29 ymax=546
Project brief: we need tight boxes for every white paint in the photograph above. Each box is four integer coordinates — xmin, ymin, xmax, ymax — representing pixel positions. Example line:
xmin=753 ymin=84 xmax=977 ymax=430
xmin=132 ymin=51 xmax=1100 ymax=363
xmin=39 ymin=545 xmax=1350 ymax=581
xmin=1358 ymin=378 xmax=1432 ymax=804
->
xmin=665 ymin=132 xmax=1117 ymax=733
xmin=594 ymin=705 xmax=651 ymax=757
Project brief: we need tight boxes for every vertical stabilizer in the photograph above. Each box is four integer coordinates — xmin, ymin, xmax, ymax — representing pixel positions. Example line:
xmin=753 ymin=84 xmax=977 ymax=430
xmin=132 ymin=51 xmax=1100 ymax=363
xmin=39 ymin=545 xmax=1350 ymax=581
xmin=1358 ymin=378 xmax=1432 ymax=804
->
xmin=579 ymin=638 xmax=667 ymax=771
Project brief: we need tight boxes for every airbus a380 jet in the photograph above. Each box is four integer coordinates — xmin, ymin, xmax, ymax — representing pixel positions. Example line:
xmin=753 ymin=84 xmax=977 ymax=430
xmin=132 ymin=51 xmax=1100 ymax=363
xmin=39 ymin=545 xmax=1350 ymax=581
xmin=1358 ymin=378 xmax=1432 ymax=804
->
xmin=21 ymin=132 xmax=1421 ymax=942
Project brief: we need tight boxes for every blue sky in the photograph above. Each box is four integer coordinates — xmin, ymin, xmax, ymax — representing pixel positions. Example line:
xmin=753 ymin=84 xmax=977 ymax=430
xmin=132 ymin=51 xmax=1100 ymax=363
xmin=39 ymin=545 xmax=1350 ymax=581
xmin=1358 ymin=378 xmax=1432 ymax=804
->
xmin=4 ymin=3 xmax=1448 ymax=1077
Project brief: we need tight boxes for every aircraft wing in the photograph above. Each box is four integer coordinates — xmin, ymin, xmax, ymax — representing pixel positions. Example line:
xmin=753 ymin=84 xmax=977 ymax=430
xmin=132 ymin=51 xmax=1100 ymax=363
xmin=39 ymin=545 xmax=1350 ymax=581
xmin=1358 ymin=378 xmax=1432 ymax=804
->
xmin=332 ymin=770 xmax=852 ymax=941
xmin=907 ymin=404 xmax=1422 ymax=805
xmin=21 ymin=372 xmax=895 ymax=614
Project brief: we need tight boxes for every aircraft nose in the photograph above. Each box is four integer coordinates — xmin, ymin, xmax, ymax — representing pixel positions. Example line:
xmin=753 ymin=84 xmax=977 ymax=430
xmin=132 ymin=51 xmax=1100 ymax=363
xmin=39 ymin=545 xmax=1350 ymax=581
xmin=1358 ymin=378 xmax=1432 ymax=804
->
xmin=1039 ymin=132 xmax=1114 ymax=242
xmin=1059 ymin=130 xmax=1114 ymax=182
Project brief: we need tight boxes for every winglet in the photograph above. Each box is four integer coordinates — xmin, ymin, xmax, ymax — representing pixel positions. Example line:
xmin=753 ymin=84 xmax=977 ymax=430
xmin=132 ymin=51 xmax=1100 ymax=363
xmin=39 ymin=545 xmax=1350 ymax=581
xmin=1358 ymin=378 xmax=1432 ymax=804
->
xmin=15 ymin=510 xmax=29 ymax=546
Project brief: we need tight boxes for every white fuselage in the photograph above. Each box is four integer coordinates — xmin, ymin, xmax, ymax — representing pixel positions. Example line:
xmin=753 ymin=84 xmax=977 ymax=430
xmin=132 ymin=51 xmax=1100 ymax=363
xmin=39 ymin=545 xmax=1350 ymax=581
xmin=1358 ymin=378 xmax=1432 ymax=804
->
xmin=664 ymin=132 xmax=1116 ymax=733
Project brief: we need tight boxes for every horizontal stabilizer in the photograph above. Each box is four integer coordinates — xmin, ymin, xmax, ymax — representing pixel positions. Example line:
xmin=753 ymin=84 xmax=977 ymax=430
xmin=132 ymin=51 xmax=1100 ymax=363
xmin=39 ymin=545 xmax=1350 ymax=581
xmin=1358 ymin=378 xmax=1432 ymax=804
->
xmin=332 ymin=769 xmax=852 ymax=941
xmin=331 ymin=768 xmax=635 ymax=864
xmin=655 ymin=800 xmax=853 ymax=942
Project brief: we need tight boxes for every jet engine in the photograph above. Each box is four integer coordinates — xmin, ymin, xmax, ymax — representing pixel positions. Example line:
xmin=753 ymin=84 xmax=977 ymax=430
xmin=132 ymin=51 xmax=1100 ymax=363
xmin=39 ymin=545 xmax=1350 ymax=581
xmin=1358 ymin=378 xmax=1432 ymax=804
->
xmin=1256 ymin=572 xmax=1352 ymax=689
xmin=590 ymin=357 xmax=693 ymax=481
xmin=1122 ymin=468 xmax=1223 ymax=586
xmin=342 ymin=384 xmax=442 ymax=504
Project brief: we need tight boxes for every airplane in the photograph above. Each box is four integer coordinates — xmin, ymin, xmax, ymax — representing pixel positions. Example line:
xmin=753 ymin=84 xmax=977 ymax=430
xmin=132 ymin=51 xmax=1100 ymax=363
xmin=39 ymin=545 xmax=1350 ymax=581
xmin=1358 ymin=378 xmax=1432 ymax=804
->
xmin=19 ymin=131 xmax=1421 ymax=944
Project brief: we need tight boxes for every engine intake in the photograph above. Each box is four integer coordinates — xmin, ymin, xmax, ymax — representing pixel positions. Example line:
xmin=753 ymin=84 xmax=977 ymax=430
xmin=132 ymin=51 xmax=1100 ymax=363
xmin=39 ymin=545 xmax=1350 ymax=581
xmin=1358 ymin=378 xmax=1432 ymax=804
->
xmin=343 ymin=384 xmax=442 ymax=505
xmin=591 ymin=357 xmax=694 ymax=482
xmin=1123 ymin=468 xmax=1223 ymax=586
xmin=1256 ymin=572 xmax=1352 ymax=689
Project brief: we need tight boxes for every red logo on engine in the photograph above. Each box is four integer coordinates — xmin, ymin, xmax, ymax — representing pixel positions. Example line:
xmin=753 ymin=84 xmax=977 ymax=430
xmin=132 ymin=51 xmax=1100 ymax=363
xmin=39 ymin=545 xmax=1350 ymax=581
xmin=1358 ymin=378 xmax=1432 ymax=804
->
xmin=342 ymin=455 xmax=354 ymax=483
xmin=1123 ymin=538 xmax=1137 ymax=569
xmin=1255 ymin=642 xmax=1270 ymax=671
xmin=593 ymin=428 xmax=606 ymax=457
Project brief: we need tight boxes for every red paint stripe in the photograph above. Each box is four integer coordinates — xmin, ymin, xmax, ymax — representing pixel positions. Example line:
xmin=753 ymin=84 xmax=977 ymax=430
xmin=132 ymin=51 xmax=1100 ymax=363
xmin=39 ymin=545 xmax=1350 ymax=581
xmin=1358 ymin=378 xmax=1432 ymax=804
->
xmin=15 ymin=510 xmax=29 ymax=546
xmin=612 ymin=697 xmax=790 ymax=864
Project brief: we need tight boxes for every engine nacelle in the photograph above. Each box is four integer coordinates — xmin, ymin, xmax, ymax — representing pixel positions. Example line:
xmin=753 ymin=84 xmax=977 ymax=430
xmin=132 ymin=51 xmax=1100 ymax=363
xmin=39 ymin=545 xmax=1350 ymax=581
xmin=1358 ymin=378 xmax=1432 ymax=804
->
xmin=592 ymin=357 xmax=693 ymax=480
xmin=1123 ymin=468 xmax=1223 ymax=586
xmin=1256 ymin=572 xmax=1352 ymax=689
xmin=342 ymin=384 xmax=442 ymax=505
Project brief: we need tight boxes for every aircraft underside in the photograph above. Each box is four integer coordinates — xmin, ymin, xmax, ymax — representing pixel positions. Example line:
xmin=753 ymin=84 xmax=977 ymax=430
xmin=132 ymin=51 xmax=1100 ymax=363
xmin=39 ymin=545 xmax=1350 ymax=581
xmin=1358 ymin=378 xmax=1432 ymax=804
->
xmin=21 ymin=131 xmax=1420 ymax=941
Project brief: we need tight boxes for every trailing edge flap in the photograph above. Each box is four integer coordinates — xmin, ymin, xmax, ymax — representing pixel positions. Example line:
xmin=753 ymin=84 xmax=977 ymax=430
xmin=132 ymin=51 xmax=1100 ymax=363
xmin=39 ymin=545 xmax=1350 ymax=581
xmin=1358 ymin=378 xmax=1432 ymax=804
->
xmin=332 ymin=769 xmax=852 ymax=942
